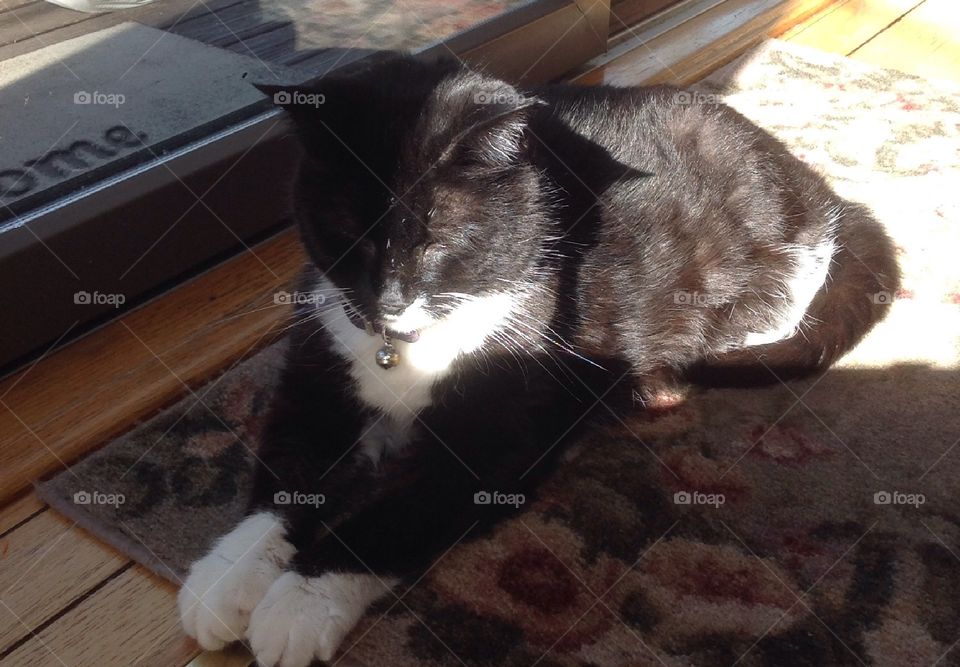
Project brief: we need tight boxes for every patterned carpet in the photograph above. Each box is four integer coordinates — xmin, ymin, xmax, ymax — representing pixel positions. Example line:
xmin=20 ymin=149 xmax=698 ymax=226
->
xmin=38 ymin=40 xmax=960 ymax=666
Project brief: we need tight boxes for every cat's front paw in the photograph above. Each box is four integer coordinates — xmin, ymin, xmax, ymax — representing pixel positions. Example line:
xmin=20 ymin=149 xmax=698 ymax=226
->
xmin=247 ymin=571 xmax=396 ymax=667
xmin=178 ymin=512 xmax=294 ymax=650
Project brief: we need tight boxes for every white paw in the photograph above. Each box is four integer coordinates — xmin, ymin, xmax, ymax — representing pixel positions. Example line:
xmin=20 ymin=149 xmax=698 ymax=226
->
xmin=178 ymin=512 xmax=295 ymax=651
xmin=247 ymin=571 xmax=397 ymax=667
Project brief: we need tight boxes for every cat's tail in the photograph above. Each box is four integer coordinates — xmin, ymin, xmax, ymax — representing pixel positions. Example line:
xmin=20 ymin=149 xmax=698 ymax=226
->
xmin=688 ymin=203 xmax=900 ymax=386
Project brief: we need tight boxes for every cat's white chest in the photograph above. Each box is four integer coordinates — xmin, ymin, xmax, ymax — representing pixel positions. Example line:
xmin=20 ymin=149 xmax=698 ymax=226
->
xmin=313 ymin=286 xmax=517 ymax=462
xmin=317 ymin=315 xmax=443 ymax=462
xmin=325 ymin=318 xmax=444 ymax=421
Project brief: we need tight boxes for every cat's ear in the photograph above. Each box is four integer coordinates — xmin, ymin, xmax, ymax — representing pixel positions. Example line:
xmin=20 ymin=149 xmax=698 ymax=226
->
xmin=446 ymin=91 xmax=546 ymax=169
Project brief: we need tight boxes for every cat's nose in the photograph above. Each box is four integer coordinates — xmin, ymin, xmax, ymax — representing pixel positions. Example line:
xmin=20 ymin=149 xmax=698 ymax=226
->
xmin=379 ymin=301 xmax=407 ymax=317
xmin=379 ymin=281 xmax=408 ymax=317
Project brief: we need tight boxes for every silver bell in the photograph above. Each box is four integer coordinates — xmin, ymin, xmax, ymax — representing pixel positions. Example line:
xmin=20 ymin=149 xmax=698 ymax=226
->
xmin=375 ymin=342 xmax=400 ymax=369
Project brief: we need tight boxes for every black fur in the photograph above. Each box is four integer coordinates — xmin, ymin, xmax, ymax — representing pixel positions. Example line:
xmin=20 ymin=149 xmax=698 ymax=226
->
xmin=248 ymin=55 xmax=898 ymax=579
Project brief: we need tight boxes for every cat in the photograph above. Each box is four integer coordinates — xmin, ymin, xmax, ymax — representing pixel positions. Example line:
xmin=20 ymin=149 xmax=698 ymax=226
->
xmin=178 ymin=53 xmax=898 ymax=666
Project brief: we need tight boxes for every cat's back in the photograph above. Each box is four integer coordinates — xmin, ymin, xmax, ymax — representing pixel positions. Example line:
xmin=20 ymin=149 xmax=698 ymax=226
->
xmin=529 ymin=80 xmax=829 ymax=248
xmin=532 ymin=82 xmax=769 ymax=176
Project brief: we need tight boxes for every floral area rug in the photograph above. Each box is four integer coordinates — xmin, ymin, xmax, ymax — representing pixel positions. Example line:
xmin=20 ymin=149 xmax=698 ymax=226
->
xmin=37 ymin=40 xmax=960 ymax=666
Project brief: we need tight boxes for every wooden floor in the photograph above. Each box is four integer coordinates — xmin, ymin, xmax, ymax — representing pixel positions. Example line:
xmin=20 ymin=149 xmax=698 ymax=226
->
xmin=2 ymin=1 xmax=959 ymax=665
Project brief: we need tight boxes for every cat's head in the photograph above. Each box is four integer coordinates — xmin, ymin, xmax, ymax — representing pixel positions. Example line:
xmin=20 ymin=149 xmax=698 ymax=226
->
xmin=258 ymin=55 xmax=551 ymax=342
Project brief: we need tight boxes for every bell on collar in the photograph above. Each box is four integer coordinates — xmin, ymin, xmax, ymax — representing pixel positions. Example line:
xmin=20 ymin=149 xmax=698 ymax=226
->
xmin=376 ymin=340 xmax=400 ymax=369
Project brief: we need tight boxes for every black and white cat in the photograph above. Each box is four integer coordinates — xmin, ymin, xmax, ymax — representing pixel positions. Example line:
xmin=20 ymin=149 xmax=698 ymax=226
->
xmin=178 ymin=54 xmax=898 ymax=666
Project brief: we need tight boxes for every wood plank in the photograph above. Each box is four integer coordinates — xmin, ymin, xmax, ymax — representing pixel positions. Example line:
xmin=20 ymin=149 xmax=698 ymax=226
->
xmin=167 ymin=1 xmax=289 ymax=50
xmin=0 ymin=0 xmax=46 ymax=16
xmin=0 ymin=492 xmax=44 ymax=537
xmin=2 ymin=565 xmax=195 ymax=667
xmin=0 ymin=0 xmax=243 ymax=60
xmin=610 ymin=0 xmax=683 ymax=34
xmin=210 ymin=21 xmax=303 ymax=69
xmin=0 ymin=230 xmax=303 ymax=507
xmin=181 ymin=644 xmax=365 ymax=667
xmin=783 ymin=0 xmax=926 ymax=55
xmin=460 ymin=0 xmax=609 ymax=85
xmin=184 ymin=645 xmax=254 ymax=667
xmin=0 ymin=0 xmax=95 ymax=47
xmin=851 ymin=0 xmax=960 ymax=83
xmin=606 ymin=0 xmax=727 ymax=49
xmin=576 ymin=0 xmax=835 ymax=86
xmin=0 ymin=510 xmax=127 ymax=653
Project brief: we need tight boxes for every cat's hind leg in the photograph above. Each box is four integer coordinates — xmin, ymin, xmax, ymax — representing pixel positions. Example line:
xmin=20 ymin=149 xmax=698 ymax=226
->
xmin=690 ymin=203 xmax=900 ymax=385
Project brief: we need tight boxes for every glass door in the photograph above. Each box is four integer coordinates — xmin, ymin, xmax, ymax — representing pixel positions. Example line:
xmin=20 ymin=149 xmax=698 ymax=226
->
xmin=0 ymin=0 xmax=614 ymax=369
